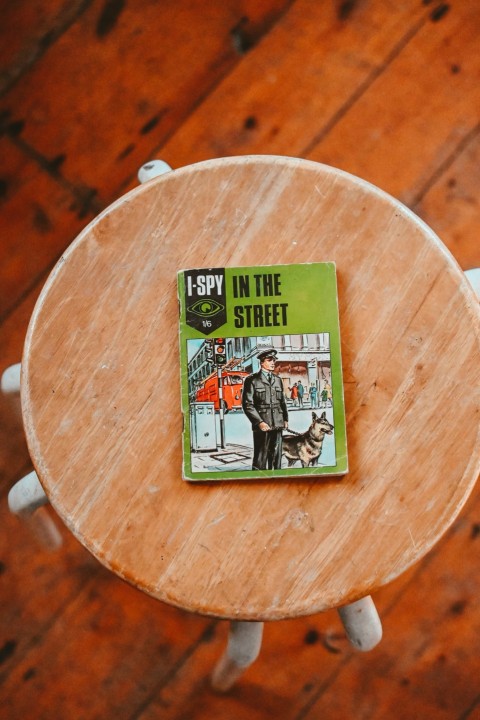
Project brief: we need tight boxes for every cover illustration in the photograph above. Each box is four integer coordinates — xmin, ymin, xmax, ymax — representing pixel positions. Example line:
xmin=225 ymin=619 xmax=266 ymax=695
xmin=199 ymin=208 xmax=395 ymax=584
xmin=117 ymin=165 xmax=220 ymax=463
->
xmin=178 ymin=263 xmax=348 ymax=481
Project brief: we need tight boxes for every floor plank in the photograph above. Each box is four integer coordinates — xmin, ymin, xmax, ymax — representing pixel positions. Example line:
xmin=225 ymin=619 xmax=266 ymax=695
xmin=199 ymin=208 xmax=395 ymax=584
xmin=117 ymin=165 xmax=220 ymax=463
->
xmin=0 ymin=566 xmax=215 ymax=719
xmin=308 ymin=2 xmax=480 ymax=206
xmin=414 ymin=129 xmax=480 ymax=270
xmin=0 ymin=138 xmax=92 ymax=321
xmin=0 ymin=511 xmax=100 ymax=685
xmin=0 ymin=0 xmax=292 ymax=200
xmin=295 ymin=485 xmax=480 ymax=720
xmin=0 ymin=0 xmax=89 ymax=95
xmin=157 ymin=0 xmax=431 ymax=169
xmin=0 ymin=290 xmax=47 ymax=486
xmin=1 ymin=1 xmax=479 ymax=718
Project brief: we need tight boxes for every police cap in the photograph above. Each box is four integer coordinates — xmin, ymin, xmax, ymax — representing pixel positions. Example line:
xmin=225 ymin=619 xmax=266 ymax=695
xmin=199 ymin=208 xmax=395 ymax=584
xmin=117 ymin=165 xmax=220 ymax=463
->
xmin=256 ymin=346 xmax=278 ymax=361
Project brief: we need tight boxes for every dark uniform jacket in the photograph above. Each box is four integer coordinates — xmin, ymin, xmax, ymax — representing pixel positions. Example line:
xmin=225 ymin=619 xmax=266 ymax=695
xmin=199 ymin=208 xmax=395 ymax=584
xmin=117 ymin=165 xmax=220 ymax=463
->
xmin=242 ymin=370 xmax=288 ymax=429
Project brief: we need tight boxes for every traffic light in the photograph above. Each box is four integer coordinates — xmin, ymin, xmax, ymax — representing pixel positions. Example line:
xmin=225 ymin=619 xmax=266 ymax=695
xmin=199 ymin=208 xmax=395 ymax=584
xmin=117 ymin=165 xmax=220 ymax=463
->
xmin=204 ymin=339 xmax=214 ymax=363
xmin=213 ymin=338 xmax=227 ymax=365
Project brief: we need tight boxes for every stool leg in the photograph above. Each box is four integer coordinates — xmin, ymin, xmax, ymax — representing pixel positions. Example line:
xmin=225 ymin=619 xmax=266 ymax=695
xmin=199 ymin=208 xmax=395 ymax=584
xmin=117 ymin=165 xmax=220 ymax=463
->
xmin=465 ymin=268 xmax=480 ymax=299
xmin=337 ymin=595 xmax=382 ymax=651
xmin=137 ymin=159 xmax=172 ymax=184
xmin=211 ymin=620 xmax=264 ymax=692
xmin=8 ymin=471 xmax=62 ymax=550
xmin=1 ymin=363 xmax=21 ymax=394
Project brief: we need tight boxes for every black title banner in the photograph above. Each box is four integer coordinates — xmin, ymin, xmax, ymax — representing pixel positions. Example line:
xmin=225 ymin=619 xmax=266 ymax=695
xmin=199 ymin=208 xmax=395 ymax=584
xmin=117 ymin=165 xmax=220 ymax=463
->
xmin=184 ymin=268 xmax=227 ymax=335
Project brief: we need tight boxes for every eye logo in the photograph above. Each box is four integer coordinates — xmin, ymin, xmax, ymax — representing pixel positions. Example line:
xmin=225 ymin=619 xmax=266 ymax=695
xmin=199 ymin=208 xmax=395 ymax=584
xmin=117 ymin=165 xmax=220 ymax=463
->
xmin=187 ymin=299 xmax=225 ymax=318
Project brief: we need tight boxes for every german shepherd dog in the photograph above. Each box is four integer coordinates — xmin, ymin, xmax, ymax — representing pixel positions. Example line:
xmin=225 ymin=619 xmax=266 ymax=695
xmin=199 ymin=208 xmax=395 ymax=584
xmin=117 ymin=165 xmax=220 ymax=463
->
xmin=282 ymin=411 xmax=334 ymax=468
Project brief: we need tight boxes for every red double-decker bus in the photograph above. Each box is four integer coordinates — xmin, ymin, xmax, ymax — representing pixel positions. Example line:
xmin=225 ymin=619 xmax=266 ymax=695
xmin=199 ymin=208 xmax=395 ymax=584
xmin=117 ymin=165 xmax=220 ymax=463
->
xmin=195 ymin=371 xmax=248 ymax=412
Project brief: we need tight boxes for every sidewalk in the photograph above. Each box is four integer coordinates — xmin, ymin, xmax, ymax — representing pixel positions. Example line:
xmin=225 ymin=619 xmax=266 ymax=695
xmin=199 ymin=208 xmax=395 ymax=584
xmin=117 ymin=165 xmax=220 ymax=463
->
xmin=191 ymin=442 xmax=253 ymax=473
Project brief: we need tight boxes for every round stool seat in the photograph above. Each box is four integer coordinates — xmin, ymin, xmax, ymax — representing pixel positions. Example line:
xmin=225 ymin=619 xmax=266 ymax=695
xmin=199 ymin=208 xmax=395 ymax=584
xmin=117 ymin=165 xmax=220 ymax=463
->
xmin=22 ymin=156 xmax=480 ymax=620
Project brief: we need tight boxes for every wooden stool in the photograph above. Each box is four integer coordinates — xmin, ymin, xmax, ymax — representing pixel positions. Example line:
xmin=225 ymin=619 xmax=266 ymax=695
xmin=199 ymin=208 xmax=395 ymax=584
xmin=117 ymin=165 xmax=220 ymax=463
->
xmin=16 ymin=156 xmax=480 ymax=688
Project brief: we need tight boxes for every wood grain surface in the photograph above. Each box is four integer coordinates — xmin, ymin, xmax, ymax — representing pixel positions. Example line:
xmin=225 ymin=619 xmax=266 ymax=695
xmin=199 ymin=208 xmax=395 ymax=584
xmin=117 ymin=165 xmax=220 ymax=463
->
xmin=21 ymin=156 xmax=480 ymax=620
xmin=2 ymin=1 xmax=480 ymax=717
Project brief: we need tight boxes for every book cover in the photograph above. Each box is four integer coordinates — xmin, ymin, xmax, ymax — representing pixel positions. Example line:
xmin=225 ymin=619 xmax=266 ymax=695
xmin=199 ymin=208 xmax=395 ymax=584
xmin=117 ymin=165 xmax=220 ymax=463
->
xmin=178 ymin=262 xmax=348 ymax=481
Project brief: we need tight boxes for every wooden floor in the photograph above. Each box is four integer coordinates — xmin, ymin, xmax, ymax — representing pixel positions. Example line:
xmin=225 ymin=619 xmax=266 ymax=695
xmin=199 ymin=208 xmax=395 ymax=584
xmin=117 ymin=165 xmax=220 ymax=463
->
xmin=1 ymin=1 xmax=480 ymax=718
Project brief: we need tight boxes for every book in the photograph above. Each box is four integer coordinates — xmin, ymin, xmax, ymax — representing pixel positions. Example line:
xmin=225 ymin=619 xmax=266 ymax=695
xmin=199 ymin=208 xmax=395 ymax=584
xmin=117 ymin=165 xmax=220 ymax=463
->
xmin=177 ymin=262 xmax=348 ymax=481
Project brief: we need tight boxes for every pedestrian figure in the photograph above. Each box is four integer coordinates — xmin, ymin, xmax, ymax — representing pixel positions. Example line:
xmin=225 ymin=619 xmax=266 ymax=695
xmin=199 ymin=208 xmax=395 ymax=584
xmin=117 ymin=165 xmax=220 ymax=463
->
xmin=290 ymin=382 xmax=298 ymax=407
xmin=325 ymin=381 xmax=332 ymax=408
xmin=309 ymin=385 xmax=317 ymax=408
xmin=321 ymin=386 xmax=328 ymax=408
xmin=297 ymin=380 xmax=304 ymax=408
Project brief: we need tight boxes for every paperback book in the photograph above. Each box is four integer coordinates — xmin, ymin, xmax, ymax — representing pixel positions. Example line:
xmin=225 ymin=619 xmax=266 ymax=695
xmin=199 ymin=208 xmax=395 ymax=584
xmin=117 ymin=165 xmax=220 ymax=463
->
xmin=178 ymin=262 xmax=348 ymax=481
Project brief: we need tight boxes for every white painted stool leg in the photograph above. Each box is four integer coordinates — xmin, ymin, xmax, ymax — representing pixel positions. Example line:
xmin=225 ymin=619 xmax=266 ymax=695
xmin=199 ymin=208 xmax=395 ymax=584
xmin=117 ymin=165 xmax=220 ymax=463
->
xmin=8 ymin=471 xmax=62 ymax=550
xmin=137 ymin=159 xmax=172 ymax=184
xmin=337 ymin=595 xmax=382 ymax=651
xmin=465 ymin=268 xmax=480 ymax=299
xmin=211 ymin=621 xmax=264 ymax=692
xmin=1 ymin=363 xmax=21 ymax=394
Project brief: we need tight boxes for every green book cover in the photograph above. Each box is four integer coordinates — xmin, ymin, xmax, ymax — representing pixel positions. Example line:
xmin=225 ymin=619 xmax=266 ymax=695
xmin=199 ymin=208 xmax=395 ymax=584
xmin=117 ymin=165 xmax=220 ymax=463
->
xmin=178 ymin=262 xmax=348 ymax=481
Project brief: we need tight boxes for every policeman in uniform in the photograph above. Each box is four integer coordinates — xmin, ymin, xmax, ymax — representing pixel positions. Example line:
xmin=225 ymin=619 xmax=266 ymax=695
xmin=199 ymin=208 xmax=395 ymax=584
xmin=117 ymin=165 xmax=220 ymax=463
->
xmin=242 ymin=347 xmax=289 ymax=470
